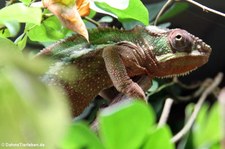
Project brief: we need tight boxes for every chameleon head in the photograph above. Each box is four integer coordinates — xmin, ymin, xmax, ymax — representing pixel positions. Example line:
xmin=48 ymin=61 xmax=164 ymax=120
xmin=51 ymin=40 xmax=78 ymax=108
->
xmin=144 ymin=26 xmax=212 ymax=77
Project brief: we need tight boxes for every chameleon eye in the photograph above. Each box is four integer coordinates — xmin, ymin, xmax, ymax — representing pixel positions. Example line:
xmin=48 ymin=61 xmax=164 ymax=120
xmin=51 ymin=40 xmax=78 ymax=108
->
xmin=169 ymin=30 xmax=193 ymax=53
xmin=175 ymin=34 xmax=182 ymax=41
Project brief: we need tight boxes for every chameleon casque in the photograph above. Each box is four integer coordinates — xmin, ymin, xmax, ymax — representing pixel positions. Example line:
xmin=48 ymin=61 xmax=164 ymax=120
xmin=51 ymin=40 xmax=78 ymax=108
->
xmin=36 ymin=25 xmax=211 ymax=117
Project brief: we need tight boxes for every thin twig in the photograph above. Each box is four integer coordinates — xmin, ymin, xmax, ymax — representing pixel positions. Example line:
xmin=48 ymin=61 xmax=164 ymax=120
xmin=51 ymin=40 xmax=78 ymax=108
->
xmin=183 ymin=0 xmax=225 ymax=18
xmin=84 ymin=17 xmax=101 ymax=27
xmin=154 ymin=0 xmax=174 ymax=26
xmin=158 ymin=98 xmax=174 ymax=127
xmin=175 ymin=79 xmax=212 ymax=101
xmin=154 ymin=0 xmax=225 ymax=26
xmin=173 ymin=77 xmax=201 ymax=90
xmin=147 ymin=81 xmax=175 ymax=97
xmin=218 ymin=87 xmax=225 ymax=149
xmin=171 ymin=73 xmax=223 ymax=143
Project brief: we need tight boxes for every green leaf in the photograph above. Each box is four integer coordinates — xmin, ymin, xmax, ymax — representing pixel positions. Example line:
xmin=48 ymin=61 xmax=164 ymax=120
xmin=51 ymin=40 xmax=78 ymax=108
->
xmin=19 ymin=0 xmax=32 ymax=5
xmin=0 ymin=39 xmax=71 ymax=148
xmin=0 ymin=68 xmax=71 ymax=148
xmin=0 ymin=3 xmax=42 ymax=25
xmin=95 ymin=0 xmax=129 ymax=10
xmin=143 ymin=125 xmax=175 ymax=149
xmin=192 ymin=103 xmax=222 ymax=149
xmin=2 ymin=21 xmax=20 ymax=37
xmin=27 ymin=16 xmax=70 ymax=42
xmin=95 ymin=0 xmax=149 ymax=25
xmin=0 ymin=37 xmax=21 ymax=55
xmin=148 ymin=80 xmax=159 ymax=92
xmin=99 ymin=100 xmax=155 ymax=149
xmin=60 ymin=122 xmax=104 ymax=149
xmin=98 ymin=16 xmax=113 ymax=23
xmin=14 ymin=33 xmax=28 ymax=50
xmin=0 ymin=28 xmax=11 ymax=38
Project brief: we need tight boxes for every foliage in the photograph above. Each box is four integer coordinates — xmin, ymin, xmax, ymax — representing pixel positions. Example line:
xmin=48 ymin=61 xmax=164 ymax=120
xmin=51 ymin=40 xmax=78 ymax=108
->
xmin=0 ymin=0 xmax=223 ymax=149
xmin=0 ymin=38 xmax=71 ymax=148
xmin=183 ymin=103 xmax=222 ymax=149
xmin=60 ymin=101 xmax=174 ymax=149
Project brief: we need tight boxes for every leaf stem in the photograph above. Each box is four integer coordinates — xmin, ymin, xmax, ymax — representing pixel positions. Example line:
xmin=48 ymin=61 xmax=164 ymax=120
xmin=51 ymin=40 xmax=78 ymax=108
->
xmin=154 ymin=0 xmax=174 ymax=26
xmin=84 ymin=17 xmax=101 ymax=27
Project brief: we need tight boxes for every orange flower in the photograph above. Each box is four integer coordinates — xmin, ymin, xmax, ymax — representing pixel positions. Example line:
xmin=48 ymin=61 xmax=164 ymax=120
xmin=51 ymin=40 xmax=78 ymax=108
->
xmin=76 ymin=0 xmax=90 ymax=17
xmin=43 ymin=0 xmax=90 ymax=41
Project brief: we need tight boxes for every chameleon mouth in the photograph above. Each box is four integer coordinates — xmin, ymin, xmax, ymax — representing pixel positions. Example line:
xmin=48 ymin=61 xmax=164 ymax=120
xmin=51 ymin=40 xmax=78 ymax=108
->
xmin=155 ymin=50 xmax=207 ymax=62
xmin=154 ymin=43 xmax=211 ymax=78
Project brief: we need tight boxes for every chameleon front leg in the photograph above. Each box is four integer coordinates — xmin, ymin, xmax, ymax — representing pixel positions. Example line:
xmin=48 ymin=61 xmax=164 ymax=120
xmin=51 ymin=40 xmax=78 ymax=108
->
xmin=102 ymin=45 xmax=147 ymax=102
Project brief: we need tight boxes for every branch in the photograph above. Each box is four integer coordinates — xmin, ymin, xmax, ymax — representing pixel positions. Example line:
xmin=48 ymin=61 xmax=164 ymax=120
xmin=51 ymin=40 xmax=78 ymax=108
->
xmin=171 ymin=73 xmax=223 ymax=143
xmin=154 ymin=0 xmax=225 ymax=26
xmin=158 ymin=98 xmax=174 ymax=127
xmin=84 ymin=17 xmax=101 ymax=27
xmin=183 ymin=0 xmax=225 ymax=18
xmin=173 ymin=77 xmax=201 ymax=90
xmin=175 ymin=78 xmax=212 ymax=101
xmin=154 ymin=0 xmax=174 ymax=26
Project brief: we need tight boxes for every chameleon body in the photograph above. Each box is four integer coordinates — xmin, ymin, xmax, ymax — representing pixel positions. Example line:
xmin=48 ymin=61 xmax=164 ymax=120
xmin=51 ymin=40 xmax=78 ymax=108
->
xmin=37 ymin=25 xmax=211 ymax=116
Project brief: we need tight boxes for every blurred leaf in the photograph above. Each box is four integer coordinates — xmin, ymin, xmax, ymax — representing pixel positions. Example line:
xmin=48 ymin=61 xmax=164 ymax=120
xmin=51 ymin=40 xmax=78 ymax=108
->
xmin=98 ymin=16 xmax=113 ymax=23
xmin=210 ymin=143 xmax=221 ymax=149
xmin=2 ymin=21 xmax=20 ymax=37
xmin=14 ymin=33 xmax=28 ymax=50
xmin=143 ymin=125 xmax=175 ymax=149
xmin=192 ymin=103 xmax=222 ymax=149
xmin=94 ymin=0 xmax=129 ymax=10
xmin=19 ymin=0 xmax=32 ymax=5
xmin=0 ymin=37 xmax=21 ymax=55
xmin=0 ymin=3 xmax=42 ymax=25
xmin=90 ymin=0 xmax=129 ymax=18
xmin=0 ymin=27 xmax=11 ymax=38
xmin=0 ymin=68 xmax=71 ymax=148
xmin=27 ymin=16 xmax=70 ymax=42
xmin=95 ymin=0 xmax=149 ymax=25
xmin=99 ymin=100 xmax=155 ymax=149
xmin=148 ymin=80 xmax=159 ymax=92
xmin=158 ymin=2 xmax=189 ymax=22
xmin=0 ymin=37 xmax=71 ymax=148
xmin=60 ymin=122 xmax=104 ymax=149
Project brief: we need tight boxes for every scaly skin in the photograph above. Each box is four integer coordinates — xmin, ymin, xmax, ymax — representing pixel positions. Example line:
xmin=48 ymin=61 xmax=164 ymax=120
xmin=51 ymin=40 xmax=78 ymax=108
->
xmin=37 ymin=25 xmax=211 ymax=116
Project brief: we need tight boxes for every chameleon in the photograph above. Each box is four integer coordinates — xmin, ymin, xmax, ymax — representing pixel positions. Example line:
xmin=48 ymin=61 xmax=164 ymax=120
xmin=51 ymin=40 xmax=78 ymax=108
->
xmin=36 ymin=25 xmax=211 ymax=117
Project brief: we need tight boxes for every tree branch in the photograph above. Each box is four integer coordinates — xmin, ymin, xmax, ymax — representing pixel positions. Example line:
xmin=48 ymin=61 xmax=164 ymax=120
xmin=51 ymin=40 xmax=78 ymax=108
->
xmin=154 ymin=0 xmax=174 ymax=26
xmin=154 ymin=0 xmax=225 ymax=26
xmin=158 ymin=98 xmax=174 ymax=127
xmin=171 ymin=73 xmax=223 ymax=143
xmin=183 ymin=0 xmax=225 ymax=18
